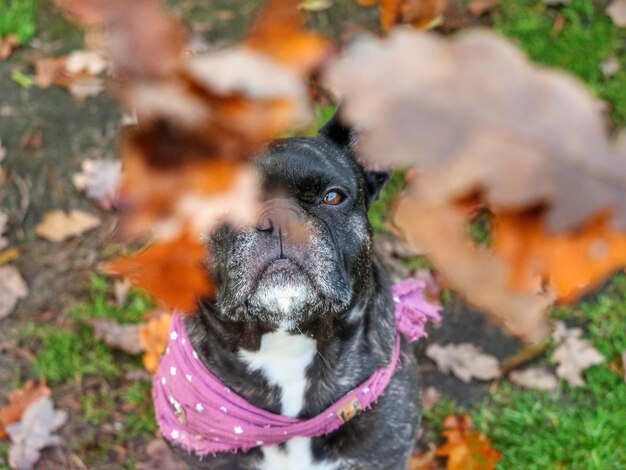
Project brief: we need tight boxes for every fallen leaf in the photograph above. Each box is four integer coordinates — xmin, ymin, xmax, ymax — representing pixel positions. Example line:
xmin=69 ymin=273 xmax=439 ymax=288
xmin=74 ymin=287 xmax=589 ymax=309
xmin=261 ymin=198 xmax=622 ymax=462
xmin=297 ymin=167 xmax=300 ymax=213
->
xmin=298 ymin=0 xmax=333 ymax=12
xmin=0 ymin=35 xmax=20 ymax=60
xmin=103 ymin=231 xmax=213 ymax=313
xmin=358 ymin=0 xmax=448 ymax=30
xmin=508 ymin=366 xmax=558 ymax=391
xmin=421 ymin=386 xmax=442 ymax=411
xmin=0 ymin=211 xmax=8 ymax=250
xmin=65 ymin=49 xmax=107 ymax=75
xmin=408 ymin=444 xmax=437 ymax=470
xmin=88 ymin=318 xmax=143 ymax=355
xmin=35 ymin=209 xmax=101 ymax=242
xmin=607 ymin=0 xmax=626 ymax=27
xmin=436 ymin=414 xmax=502 ymax=470
xmin=0 ymin=382 xmax=51 ymax=440
xmin=72 ymin=159 xmax=121 ymax=210
xmin=0 ymin=248 xmax=20 ymax=266
xmin=137 ymin=438 xmax=186 ymax=470
xmin=19 ymin=130 xmax=41 ymax=150
xmin=551 ymin=322 xmax=605 ymax=386
xmin=139 ymin=311 xmax=172 ymax=374
xmin=601 ymin=56 xmax=620 ymax=77
xmin=426 ymin=343 xmax=501 ymax=383
xmin=114 ymin=278 xmax=132 ymax=306
xmin=7 ymin=396 xmax=67 ymax=470
xmin=34 ymin=50 xmax=105 ymax=100
xmin=0 ymin=265 xmax=28 ymax=319
xmin=468 ymin=0 xmax=499 ymax=16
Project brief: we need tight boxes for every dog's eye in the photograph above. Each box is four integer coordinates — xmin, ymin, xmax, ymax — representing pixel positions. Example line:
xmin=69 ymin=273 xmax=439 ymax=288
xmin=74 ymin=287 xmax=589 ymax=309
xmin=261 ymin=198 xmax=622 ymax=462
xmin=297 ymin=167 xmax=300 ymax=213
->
xmin=322 ymin=190 xmax=345 ymax=205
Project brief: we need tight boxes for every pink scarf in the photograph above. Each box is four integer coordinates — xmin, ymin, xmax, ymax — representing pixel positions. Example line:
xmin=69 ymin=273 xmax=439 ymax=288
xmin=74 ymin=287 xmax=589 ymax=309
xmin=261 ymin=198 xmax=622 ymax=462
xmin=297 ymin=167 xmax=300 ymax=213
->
xmin=153 ymin=278 xmax=441 ymax=457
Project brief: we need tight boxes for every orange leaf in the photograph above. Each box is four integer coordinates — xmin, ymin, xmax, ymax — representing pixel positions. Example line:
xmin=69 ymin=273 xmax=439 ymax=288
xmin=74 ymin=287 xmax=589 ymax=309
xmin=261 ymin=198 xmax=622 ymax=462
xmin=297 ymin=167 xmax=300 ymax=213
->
xmin=436 ymin=414 xmax=502 ymax=470
xmin=358 ymin=0 xmax=448 ymax=30
xmin=493 ymin=211 xmax=626 ymax=302
xmin=408 ymin=444 xmax=438 ymax=470
xmin=139 ymin=311 xmax=173 ymax=374
xmin=0 ymin=381 xmax=51 ymax=439
xmin=104 ymin=230 xmax=214 ymax=313
xmin=245 ymin=0 xmax=333 ymax=74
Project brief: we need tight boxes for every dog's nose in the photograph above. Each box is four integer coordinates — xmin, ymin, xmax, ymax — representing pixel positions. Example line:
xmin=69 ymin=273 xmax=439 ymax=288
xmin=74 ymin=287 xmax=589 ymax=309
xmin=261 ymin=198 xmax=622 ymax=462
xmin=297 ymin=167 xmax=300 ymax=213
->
xmin=256 ymin=216 xmax=274 ymax=233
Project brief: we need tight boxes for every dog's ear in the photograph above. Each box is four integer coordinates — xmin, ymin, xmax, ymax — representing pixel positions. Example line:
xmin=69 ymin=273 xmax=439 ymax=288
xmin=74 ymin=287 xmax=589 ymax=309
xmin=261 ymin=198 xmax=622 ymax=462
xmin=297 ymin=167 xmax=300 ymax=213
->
xmin=319 ymin=109 xmax=391 ymax=205
xmin=318 ymin=109 xmax=355 ymax=150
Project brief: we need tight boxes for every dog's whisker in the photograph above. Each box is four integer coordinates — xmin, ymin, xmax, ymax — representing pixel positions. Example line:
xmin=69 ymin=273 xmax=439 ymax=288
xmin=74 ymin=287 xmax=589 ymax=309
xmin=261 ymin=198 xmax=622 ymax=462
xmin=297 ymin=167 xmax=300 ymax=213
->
xmin=295 ymin=325 xmax=330 ymax=367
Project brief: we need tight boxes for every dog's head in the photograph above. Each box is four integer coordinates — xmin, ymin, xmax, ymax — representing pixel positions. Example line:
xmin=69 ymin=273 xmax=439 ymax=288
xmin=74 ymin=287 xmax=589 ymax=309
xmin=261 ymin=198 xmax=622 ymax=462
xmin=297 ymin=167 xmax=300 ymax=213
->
xmin=208 ymin=115 xmax=389 ymax=330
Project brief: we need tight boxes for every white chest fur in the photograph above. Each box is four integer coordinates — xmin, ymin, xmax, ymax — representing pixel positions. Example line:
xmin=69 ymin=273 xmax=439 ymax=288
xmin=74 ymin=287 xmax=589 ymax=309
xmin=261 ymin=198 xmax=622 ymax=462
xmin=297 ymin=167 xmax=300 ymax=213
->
xmin=238 ymin=330 xmax=317 ymax=417
xmin=238 ymin=331 xmax=339 ymax=470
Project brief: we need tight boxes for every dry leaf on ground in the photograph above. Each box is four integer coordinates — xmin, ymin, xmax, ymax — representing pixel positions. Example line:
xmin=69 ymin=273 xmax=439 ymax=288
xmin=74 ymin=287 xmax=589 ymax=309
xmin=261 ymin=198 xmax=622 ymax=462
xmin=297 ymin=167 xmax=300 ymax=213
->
xmin=114 ymin=278 xmax=132 ymax=307
xmin=408 ymin=444 xmax=437 ymax=470
xmin=137 ymin=438 xmax=187 ymax=470
xmin=298 ymin=0 xmax=333 ymax=12
xmin=34 ymin=50 xmax=106 ymax=100
xmin=601 ymin=57 xmax=620 ymax=77
xmin=88 ymin=318 xmax=143 ymax=355
xmin=551 ymin=322 xmax=605 ymax=386
xmin=426 ymin=343 xmax=501 ymax=383
xmin=358 ymin=0 xmax=448 ymax=30
xmin=0 ymin=265 xmax=28 ymax=319
xmin=35 ymin=209 xmax=101 ymax=242
xmin=436 ymin=414 xmax=502 ymax=470
xmin=6 ymin=396 xmax=67 ymax=470
xmin=508 ymin=366 xmax=558 ymax=391
xmin=0 ymin=211 xmax=8 ymax=250
xmin=72 ymin=159 xmax=121 ymax=210
xmin=0 ymin=382 xmax=51 ymax=440
xmin=468 ymin=0 xmax=499 ymax=16
xmin=607 ymin=0 xmax=626 ymax=27
xmin=420 ymin=386 xmax=442 ymax=412
xmin=139 ymin=311 xmax=172 ymax=374
xmin=0 ymin=35 xmax=20 ymax=60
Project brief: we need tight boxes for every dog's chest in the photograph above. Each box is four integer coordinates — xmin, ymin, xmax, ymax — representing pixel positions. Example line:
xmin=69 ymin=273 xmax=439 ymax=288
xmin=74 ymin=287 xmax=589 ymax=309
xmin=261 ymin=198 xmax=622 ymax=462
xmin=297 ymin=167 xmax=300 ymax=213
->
xmin=238 ymin=329 xmax=317 ymax=417
xmin=238 ymin=331 xmax=340 ymax=470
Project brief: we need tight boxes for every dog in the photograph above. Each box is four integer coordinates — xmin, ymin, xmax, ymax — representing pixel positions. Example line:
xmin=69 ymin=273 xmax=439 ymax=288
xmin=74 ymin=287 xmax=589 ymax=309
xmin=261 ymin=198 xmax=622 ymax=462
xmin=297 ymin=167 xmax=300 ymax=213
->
xmin=173 ymin=115 xmax=421 ymax=469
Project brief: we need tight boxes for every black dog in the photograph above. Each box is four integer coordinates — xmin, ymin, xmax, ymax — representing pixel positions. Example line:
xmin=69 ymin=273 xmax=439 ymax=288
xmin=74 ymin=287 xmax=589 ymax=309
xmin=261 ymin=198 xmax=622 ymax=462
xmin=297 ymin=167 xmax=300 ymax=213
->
xmin=179 ymin=116 xmax=420 ymax=469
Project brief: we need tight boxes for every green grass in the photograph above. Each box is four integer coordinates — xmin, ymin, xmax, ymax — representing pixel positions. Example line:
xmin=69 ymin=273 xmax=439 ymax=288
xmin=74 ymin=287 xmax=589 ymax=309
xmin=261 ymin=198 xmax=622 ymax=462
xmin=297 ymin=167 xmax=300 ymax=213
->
xmin=15 ymin=276 xmax=151 ymax=384
xmin=0 ymin=0 xmax=39 ymax=43
xmin=494 ymin=0 xmax=626 ymax=127
xmin=22 ymin=323 xmax=120 ymax=383
xmin=368 ymin=170 xmax=405 ymax=232
xmin=70 ymin=275 xmax=154 ymax=324
xmin=466 ymin=274 xmax=626 ymax=469
xmin=8 ymin=275 xmax=156 ymax=466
